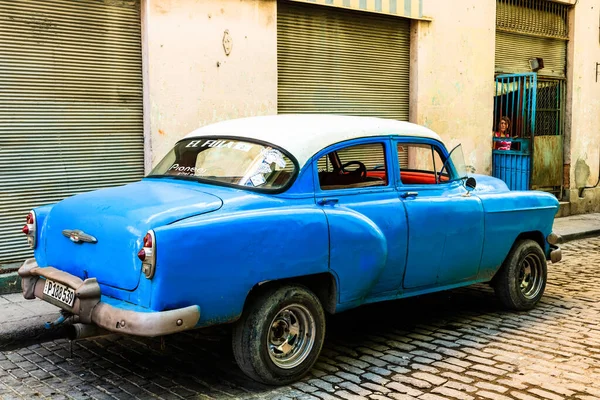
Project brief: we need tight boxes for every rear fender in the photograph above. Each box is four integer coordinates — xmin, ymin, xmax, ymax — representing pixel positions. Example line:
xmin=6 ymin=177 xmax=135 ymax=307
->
xmin=325 ymin=207 xmax=388 ymax=304
xmin=151 ymin=206 xmax=329 ymax=327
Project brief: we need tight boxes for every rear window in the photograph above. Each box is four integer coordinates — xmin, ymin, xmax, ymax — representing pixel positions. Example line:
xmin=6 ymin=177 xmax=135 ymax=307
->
xmin=149 ymin=138 xmax=297 ymax=191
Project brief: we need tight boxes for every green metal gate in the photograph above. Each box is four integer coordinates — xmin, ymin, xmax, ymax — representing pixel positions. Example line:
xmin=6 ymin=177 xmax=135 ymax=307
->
xmin=531 ymin=79 xmax=565 ymax=194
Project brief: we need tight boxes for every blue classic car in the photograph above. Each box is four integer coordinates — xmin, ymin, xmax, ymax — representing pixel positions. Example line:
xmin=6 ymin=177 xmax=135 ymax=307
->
xmin=19 ymin=115 xmax=562 ymax=384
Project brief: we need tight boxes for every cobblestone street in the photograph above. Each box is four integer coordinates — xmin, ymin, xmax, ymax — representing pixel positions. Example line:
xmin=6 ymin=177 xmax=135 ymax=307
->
xmin=1 ymin=237 xmax=600 ymax=400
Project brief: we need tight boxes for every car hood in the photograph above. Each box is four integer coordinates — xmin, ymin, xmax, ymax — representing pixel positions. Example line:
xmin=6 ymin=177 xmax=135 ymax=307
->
xmin=470 ymin=174 xmax=510 ymax=193
xmin=40 ymin=179 xmax=223 ymax=290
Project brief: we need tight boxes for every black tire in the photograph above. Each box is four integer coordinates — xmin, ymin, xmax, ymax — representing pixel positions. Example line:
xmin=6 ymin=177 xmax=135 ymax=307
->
xmin=493 ymin=239 xmax=547 ymax=311
xmin=232 ymin=285 xmax=326 ymax=385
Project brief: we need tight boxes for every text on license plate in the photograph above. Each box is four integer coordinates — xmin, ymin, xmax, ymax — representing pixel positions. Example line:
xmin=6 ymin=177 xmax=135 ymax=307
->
xmin=43 ymin=279 xmax=75 ymax=307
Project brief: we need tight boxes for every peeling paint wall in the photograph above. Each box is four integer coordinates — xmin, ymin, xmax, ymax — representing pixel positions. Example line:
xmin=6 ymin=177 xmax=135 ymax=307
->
xmin=143 ymin=0 xmax=277 ymax=168
xmin=567 ymin=0 xmax=600 ymax=192
xmin=563 ymin=0 xmax=600 ymax=214
xmin=411 ymin=0 xmax=496 ymax=175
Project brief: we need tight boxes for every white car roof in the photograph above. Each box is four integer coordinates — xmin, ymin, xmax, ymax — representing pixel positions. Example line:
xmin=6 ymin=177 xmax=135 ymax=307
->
xmin=185 ymin=114 xmax=442 ymax=168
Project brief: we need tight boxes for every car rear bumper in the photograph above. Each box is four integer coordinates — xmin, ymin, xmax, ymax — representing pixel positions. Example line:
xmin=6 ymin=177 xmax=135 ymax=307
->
xmin=18 ymin=258 xmax=201 ymax=337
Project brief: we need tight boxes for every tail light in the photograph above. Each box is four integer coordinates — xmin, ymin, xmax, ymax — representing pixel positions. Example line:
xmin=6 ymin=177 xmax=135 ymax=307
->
xmin=22 ymin=211 xmax=36 ymax=249
xmin=138 ymin=230 xmax=156 ymax=279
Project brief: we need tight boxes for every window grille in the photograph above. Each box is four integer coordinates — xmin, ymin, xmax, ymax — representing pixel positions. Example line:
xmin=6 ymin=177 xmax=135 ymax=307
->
xmin=496 ymin=0 xmax=569 ymax=40
xmin=535 ymin=79 xmax=565 ymax=136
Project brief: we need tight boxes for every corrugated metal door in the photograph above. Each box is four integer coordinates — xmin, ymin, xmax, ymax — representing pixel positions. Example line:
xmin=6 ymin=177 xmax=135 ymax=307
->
xmin=495 ymin=31 xmax=566 ymax=78
xmin=0 ymin=0 xmax=144 ymax=264
xmin=277 ymin=1 xmax=410 ymax=119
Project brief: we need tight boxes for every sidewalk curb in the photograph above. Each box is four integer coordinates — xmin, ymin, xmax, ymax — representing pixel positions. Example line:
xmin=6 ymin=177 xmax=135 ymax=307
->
xmin=0 ymin=314 xmax=70 ymax=352
xmin=561 ymin=229 xmax=600 ymax=243
xmin=0 ymin=271 xmax=21 ymax=295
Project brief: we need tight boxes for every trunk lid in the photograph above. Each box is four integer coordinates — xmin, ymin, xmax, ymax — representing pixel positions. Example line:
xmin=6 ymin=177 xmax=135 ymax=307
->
xmin=42 ymin=179 xmax=222 ymax=290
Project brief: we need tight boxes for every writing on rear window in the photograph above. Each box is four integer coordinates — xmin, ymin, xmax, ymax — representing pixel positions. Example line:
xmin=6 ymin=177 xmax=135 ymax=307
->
xmin=150 ymin=138 xmax=296 ymax=191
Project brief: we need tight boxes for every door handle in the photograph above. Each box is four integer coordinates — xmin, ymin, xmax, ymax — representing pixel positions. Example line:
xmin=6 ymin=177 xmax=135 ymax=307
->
xmin=400 ymin=191 xmax=419 ymax=199
xmin=317 ymin=198 xmax=339 ymax=206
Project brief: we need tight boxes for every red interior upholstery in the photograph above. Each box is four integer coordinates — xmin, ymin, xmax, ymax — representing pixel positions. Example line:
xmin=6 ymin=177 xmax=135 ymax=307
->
xmin=400 ymin=171 xmax=448 ymax=184
xmin=366 ymin=171 xmax=387 ymax=180
xmin=320 ymin=170 xmax=448 ymax=187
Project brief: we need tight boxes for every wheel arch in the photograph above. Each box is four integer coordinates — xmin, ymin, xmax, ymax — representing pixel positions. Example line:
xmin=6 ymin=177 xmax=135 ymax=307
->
xmin=243 ymin=273 xmax=338 ymax=315
xmin=491 ymin=231 xmax=545 ymax=283
xmin=514 ymin=231 xmax=545 ymax=252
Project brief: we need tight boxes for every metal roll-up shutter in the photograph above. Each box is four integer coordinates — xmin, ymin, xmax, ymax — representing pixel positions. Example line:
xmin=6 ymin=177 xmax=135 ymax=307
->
xmin=495 ymin=0 xmax=568 ymax=78
xmin=0 ymin=0 xmax=143 ymax=264
xmin=277 ymin=1 xmax=410 ymax=121
xmin=495 ymin=31 xmax=566 ymax=78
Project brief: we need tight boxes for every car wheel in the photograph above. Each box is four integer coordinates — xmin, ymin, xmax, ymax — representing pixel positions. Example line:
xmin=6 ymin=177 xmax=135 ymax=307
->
xmin=232 ymin=284 xmax=326 ymax=385
xmin=493 ymin=239 xmax=547 ymax=311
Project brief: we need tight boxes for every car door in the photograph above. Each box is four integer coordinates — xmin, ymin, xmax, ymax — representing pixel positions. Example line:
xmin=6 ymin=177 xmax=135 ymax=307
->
xmin=314 ymin=138 xmax=409 ymax=304
xmin=395 ymin=139 xmax=485 ymax=290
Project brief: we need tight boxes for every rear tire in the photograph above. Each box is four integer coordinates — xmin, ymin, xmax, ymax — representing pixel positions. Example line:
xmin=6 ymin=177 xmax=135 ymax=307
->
xmin=232 ymin=285 xmax=326 ymax=385
xmin=493 ymin=239 xmax=547 ymax=311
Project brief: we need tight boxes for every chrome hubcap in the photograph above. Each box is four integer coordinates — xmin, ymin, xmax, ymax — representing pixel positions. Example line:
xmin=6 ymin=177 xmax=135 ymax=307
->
xmin=518 ymin=253 xmax=544 ymax=299
xmin=268 ymin=304 xmax=315 ymax=369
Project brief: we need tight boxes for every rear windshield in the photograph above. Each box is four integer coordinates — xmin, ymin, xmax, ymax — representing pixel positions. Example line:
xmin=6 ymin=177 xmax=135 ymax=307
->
xmin=149 ymin=138 xmax=297 ymax=191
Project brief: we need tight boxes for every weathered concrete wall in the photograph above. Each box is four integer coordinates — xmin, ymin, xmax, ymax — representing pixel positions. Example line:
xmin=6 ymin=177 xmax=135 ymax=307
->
xmin=565 ymin=0 xmax=600 ymax=213
xmin=143 ymin=0 xmax=277 ymax=169
xmin=411 ymin=0 xmax=496 ymax=174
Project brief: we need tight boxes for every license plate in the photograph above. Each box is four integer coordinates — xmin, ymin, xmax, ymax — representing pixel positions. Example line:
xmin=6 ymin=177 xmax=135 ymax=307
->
xmin=43 ymin=279 xmax=75 ymax=307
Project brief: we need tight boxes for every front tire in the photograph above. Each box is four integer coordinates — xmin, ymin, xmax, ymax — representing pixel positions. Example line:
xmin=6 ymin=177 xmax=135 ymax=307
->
xmin=232 ymin=285 xmax=326 ymax=385
xmin=493 ymin=239 xmax=547 ymax=311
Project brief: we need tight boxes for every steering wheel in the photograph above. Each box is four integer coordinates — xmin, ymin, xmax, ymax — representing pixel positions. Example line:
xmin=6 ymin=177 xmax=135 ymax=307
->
xmin=340 ymin=161 xmax=367 ymax=178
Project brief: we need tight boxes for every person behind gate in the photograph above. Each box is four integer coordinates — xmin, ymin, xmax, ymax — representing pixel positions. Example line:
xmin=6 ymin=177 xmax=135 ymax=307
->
xmin=493 ymin=116 xmax=512 ymax=151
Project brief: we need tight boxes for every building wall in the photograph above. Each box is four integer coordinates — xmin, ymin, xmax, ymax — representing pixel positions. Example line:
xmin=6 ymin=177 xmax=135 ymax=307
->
xmin=565 ymin=0 xmax=600 ymax=213
xmin=141 ymin=0 xmax=599 ymax=216
xmin=143 ymin=0 xmax=277 ymax=169
xmin=411 ymin=0 xmax=496 ymax=174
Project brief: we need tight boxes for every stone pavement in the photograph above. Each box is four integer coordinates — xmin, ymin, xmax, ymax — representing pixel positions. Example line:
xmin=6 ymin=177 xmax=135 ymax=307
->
xmin=1 ymin=237 xmax=600 ymax=399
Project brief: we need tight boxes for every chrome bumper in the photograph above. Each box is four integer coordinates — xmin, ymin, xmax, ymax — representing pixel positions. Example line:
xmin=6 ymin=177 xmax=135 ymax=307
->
xmin=18 ymin=259 xmax=201 ymax=337
xmin=547 ymin=232 xmax=563 ymax=263
xmin=550 ymin=247 xmax=562 ymax=263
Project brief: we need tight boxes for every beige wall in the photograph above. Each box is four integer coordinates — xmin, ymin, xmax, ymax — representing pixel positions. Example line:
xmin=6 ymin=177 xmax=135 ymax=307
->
xmin=565 ymin=0 xmax=600 ymax=212
xmin=143 ymin=0 xmax=277 ymax=169
xmin=411 ymin=0 xmax=496 ymax=174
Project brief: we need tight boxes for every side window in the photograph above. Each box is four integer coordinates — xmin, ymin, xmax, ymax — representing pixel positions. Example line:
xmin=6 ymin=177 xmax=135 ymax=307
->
xmin=318 ymin=143 xmax=388 ymax=190
xmin=398 ymin=143 xmax=448 ymax=185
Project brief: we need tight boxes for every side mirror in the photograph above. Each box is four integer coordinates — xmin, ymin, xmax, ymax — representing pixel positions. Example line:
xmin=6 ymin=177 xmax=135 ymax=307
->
xmin=465 ymin=177 xmax=477 ymax=191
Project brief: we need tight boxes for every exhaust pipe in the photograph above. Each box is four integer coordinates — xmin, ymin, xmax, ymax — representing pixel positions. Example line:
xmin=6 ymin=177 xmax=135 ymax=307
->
xmin=67 ymin=323 xmax=110 ymax=340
